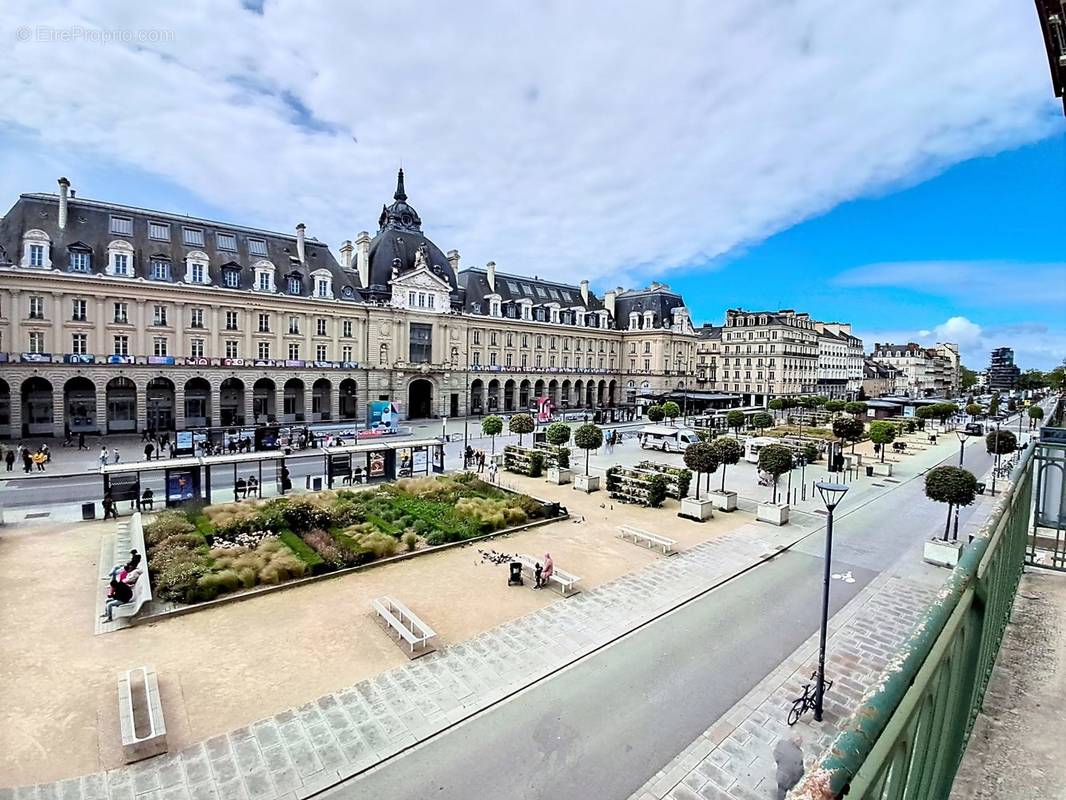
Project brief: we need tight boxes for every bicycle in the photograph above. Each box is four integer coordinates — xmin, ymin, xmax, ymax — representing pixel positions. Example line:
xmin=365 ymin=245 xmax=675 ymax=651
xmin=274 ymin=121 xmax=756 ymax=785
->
xmin=788 ymin=671 xmax=832 ymax=726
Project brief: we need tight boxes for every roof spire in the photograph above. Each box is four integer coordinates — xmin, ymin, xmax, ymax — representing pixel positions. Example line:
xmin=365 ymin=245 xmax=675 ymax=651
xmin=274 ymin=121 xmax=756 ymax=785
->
xmin=394 ymin=168 xmax=407 ymax=202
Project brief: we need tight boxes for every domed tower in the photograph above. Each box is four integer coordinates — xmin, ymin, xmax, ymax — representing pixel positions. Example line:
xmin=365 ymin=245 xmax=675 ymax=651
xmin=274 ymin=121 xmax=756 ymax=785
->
xmin=363 ymin=169 xmax=458 ymax=303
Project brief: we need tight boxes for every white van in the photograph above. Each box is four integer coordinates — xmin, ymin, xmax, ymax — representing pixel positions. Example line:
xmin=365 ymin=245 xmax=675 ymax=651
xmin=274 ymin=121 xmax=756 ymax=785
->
xmin=744 ymin=436 xmax=778 ymax=464
xmin=638 ymin=426 xmax=701 ymax=453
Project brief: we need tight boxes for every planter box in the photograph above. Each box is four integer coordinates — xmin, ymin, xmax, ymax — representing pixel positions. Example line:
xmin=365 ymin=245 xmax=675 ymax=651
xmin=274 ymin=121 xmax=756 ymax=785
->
xmin=923 ymin=537 xmax=963 ymax=568
xmin=574 ymin=474 xmax=600 ymax=493
xmin=710 ymin=490 xmax=737 ymax=512
xmin=679 ymin=496 xmax=715 ymax=522
xmin=757 ymin=502 xmax=790 ymax=526
xmin=546 ymin=467 xmax=573 ymax=485
xmin=870 ymin=462 xmax=894 ymax=477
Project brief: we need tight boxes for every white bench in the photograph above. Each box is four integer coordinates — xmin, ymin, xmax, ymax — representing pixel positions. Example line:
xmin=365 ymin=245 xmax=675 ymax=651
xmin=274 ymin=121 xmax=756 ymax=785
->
xmin=371 ymin=596 xmax=437 ymax=658
xmin=618 ymin=525 xmax=678 ymax=555
xmin=106 ymin=513 xmax=153 ymax=621
xmin=515 ymin=554 xmax=581 ymax=596
xmin=118 ymin=666 xmax=167 ymax=763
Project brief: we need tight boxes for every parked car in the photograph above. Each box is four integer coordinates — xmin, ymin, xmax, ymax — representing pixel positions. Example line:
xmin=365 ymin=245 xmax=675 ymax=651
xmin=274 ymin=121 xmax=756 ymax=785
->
xmin=638 ymin=425 xmax=701 ymax=453
xmin=964 ymin=422 xmax=985 ymax=436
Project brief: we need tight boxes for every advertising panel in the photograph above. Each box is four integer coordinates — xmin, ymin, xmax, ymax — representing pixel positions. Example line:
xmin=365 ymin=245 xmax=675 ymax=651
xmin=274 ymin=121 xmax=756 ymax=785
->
xmin=368 ymin=400 xmax=399 ymax=433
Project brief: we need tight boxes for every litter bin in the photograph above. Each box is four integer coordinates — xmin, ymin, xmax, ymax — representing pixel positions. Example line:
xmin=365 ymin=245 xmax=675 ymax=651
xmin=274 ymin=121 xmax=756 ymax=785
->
xmin=82 ymin=502 xmax=96 ymax=520
xmin=866 ymin=465 xmax=874 ymax=477
xmin=976 ymin=482 xmax=986 ymax=495
xmin=542 ymin=501 xmax=560 ymax=518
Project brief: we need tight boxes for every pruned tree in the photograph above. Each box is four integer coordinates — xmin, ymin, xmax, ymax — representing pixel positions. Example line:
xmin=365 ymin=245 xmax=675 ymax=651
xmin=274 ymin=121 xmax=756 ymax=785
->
xmin=683 ymin=441 xmax=719 ymax=498
xmin=757 ymin=444 xmax=793 ymax=504
xmin=710 ymin=437 xmax=743 ymax=493
xmin=986 ymin=429 xmax=1018 ymax=456
xmin=868 ymin=420 xmax=897 ymax=462
xmin=661 ymin=401 xmax=681 ymax=425
xmin=751 ymin=412 xmax=774 ymax=434
xmin=1028 ymin=405 xmax=1045 ymax=430
xmin=768 ymin=397 xmax=787 ymax=420
xmin=832 ymin=416 xmax=865 ymax=453
xmin=481 ymin=415 xmax=504 ymax=454
xmin=924 ymin=465 xmax=978 ymax=541
xmin=573 ymin=423 xmax=604 ymax=476
xmin=509 ymin=413 xmax=534 ymax=446
xmin=726 ymin=410 xmax=746 ymax=438
xmin=546 ymin=421 xmax=572 ymax=468
xmin=824 ymin=399 xmax=846 ymax=416
xmin=844 ymin=401 xmax=867 ymax=418
xmin=965 ymin=403 xmax=982 ymax=418
xmin=646 ymin=404 xmax=665 ymax=423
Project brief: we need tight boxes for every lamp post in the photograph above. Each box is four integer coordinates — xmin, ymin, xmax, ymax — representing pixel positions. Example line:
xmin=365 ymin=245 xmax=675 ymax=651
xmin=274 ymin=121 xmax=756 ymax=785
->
xmin=990 ymin=420 xmax=1001 ymax=496
xmin=955 ymin=429 xmax=966 ymax=467
xmin=814 ymin=481 xmax=849 ymax=722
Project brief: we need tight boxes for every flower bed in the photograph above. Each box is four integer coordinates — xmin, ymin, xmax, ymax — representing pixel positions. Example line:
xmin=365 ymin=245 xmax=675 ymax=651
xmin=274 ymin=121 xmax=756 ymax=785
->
xmin=144 ymin=474 xmax=551 ymax=606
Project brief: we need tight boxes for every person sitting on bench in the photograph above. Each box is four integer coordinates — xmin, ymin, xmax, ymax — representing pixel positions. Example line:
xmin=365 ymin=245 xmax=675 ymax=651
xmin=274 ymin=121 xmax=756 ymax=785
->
xmin=101 ymin=577 xmax=134 ymax=622
xmin=246 ymin=476 xmax=259 ymax=497
xmin=235 ymin=477 xmax=247 ymax=499
xmin=140 ymin=487 xmax=154 ymax=510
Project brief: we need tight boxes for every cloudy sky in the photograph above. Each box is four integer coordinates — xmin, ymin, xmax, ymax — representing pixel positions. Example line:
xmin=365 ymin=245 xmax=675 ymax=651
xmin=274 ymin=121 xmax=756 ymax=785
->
xmin=1 ymin=0 xmax=1063 ymax=368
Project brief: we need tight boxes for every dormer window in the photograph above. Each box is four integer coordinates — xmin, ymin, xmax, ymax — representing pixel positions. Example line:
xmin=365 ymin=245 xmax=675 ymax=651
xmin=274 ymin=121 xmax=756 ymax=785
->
xmin=68 ymin=245 xmax=91 ymax=273
xmin=21 ymin=229 xmax=51 ymax=269
xmin=759 ymin=315 xmax=767 ymax=325
xmin=311 ymin=270 xmax=333 ymax=299
xmin=185 ymin=251 xmax=210 ymax=285
xmin=248 ymin=239 xmax=268 ymax=256
xmin=222 ymin=268 xmax=239 ymax=288
xmin=549 ymin=305 xmax=560 ymax=324
xmin=149 ymin=221 xmax=170 ymax=241
xmin=575 ymin=309 xmax=586 ymax=327
xmin=110 ymin=216 xmax=133 ymax=236
xmin=149 ymin=258 xmax=172 ymax=282
xmin=491 ymin=300 xmax=501 ymax=316
xmin=106 ymin=240 xmax=135 ymax=277
xmin=629 ymin=312 xmax=640 ymax=330
xmin=183 ymin=227 xmax=205 ymax=247
xmin=216 ymin=232 xmax=237 ymax=252
xmin=287 ymin=275 xmax=302 ymax=295
xmin=253 ymin=260 xmax=276 ymax=292
xmin=643 ymin=310 xmax=655 ymax=329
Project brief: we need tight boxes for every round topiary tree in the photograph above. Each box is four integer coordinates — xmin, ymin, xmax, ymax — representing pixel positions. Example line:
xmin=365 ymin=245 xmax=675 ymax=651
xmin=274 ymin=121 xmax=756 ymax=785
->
xmin=924 ymin=465 xmax=978 ymax=540
xmin=508 ymin=413 xmax=534 ymax=446
xmin=824 ymin=399 xmax=845 ymax=416
xmin=646 ymin=404 xmax=665 ymax=423
xmin=844 ymin=401 xmax=867 ymax=418
xmin=757 ymin=443 xmax=793 ymax=504
xmin=868 ymin=420 xmax=897 ymax=462
xmin=683 ymin=441 xmax=719 ymax=498
xmin=661 ymin=401 xmax=681 ymax=425
xmin=1028 ymin=405 xmax=1045 ymax=429
xmin=986 ymin=429 xmax=1018 ymax=456
xmin=965 ymin=403 xmax=982 ymax=418
xmin=481 ymin=415 xmax=504 ymax=454
xmin=803 ymin=442 xmax=820 ymax=464
xmin=988 ymin=394 xmax=1001 ymax=416
xmin=726 ymin=410 xmax=746 ymax=438
xmin=832 ymin=417 xmax=865 ymax=453
xmin=710 ymin=437 xmax=743 ymax=493
xmin=768 ymin=397 xmax=787 ymax=420
xmin=545 ymin=421 xmax=572 ymax=469
xmin=573 ymin=423 xmax=604 ymax=476
xmin=751 ymin=412 xmax=774 ymax=434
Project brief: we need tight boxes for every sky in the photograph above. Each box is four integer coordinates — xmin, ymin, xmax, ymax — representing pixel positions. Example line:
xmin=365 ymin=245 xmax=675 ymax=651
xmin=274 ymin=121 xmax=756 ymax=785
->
xmin=1 ymin=0 xmax=1064 ymax=369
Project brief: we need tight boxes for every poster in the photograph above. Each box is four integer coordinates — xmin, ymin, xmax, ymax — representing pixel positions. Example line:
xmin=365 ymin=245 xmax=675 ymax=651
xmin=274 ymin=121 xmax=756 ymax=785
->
xmin=536 ymin=395 xmax=553 ymax=423
xmin=166 ymin=469 xmax=197 ymax=504
xmin=432 ymin=445 xmax=444 ymax=471
xmin=368 ymin=400 xmax=399 ymax=432
xmin=413 ymin=447 xmax=428 ymax=473
xmin=368 ymin=451 xmax=386 ymax=478
xmin=397 ymin=448 xmax=413 ymax=478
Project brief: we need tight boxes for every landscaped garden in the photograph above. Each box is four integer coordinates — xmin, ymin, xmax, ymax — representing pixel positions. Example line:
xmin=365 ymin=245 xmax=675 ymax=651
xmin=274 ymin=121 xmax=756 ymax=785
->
xmin=144 ymin=474 xmax=554 ymax=606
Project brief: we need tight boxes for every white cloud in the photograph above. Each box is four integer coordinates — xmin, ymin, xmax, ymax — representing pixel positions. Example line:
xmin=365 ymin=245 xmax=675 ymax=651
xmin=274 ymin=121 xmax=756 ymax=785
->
xmin=0 ymin=1 xmax=1059 ymax=293
xmin=835 ymin=262 xmax=1066 ymax=305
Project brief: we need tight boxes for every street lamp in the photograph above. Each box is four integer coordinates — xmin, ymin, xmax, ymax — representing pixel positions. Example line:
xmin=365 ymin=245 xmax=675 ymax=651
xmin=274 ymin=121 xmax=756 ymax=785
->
xmin=990 ymin=420 xmax=1001 ymax=496
xmin=813 ymin=481 xmax=849 ymax=722
xmin=954 ymin=429 xmax=966 ymax=467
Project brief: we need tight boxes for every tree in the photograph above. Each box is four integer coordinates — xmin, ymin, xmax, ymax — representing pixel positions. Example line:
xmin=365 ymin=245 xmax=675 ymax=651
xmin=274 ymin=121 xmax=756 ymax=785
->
xmin=803 ymin=442 xmax=821 ymax=464
xmin=832 ymin=417 xmax=865 ymax=453
xmin=844 ymin=401 xmax=867 ymax=418
xmin=965 ymin=403 xmax=982 ymax=418
xmin=1018 ymin=368 xmax=1049 ymax=390
xmin=646 ymin=404 xmax=665 ymax=423
xmin=915 ymin=406 xmax=937 ymax=425
xmin=1028 ymin=405 xmax=1045 ymax=429
xmin=768 ymin=397 xmax=787 ymax=419
xmin=924 ymin=465 xmax=978 ymax=541
xmin=986 ymin=429 xmax=1018 ymax=456
xmin=751 ymin=412 xmax=774 ymax=434
xmin=509 ymin=413 xmax=534 ymax=446
xmin=683 ymin=442 xmax=719 ymax=498
xmin=573 ymin=423 xmax=603 ymax=476
xmin=960 ymin=366 xmax=978 ymax=390
xmin=661 ymin=401 xmax=681 ymax=425
xmin=824 ymin=399 xmax=845 ymax=416
xmin=710 ymin=437 xmax=743 ymax=493
xmin=757 ymin=444 xmax=793 ymax=504
xmin=868 ymin=420 xmax=897 ymax=462
xmin=812 ymin=395 xmax=829 ymax=408
xmin=726 ymin=410 xmax=746 ymax=438
xmin=481 ymin=415 xmax=504 ymax=454
xmin=546 ymin=422 xmax=572 ymax=468
xmin=988 ymin=393 xmax=1001 ymax=417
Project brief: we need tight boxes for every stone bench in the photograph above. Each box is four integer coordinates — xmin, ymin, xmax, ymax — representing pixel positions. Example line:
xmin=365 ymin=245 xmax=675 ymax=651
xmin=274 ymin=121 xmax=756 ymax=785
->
xmin=371 ymin=595 xmax=437 ymax=658
xmin=618 ymin=525 xmax=678 ymax=555
xmin=102 ymin=512 xmax=153 ymax=622
xmin=515 ymin=554 xmax=581 ymax=596
xmin=118 ymin=666 xmax=167 ymax=763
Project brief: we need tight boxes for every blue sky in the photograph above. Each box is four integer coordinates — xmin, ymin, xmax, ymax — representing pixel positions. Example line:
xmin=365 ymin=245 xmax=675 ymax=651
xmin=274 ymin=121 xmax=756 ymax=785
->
xmin=1 ymin=1 xmax=1063 ymax=369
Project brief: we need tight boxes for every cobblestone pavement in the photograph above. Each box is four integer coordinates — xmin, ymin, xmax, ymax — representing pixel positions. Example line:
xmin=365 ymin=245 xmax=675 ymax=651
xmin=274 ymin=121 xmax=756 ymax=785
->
xmin=2 ymin=516 xmax=802 ymax=800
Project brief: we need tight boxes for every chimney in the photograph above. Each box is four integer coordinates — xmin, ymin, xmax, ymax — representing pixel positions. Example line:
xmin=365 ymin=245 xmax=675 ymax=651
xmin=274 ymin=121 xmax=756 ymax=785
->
xmin=295 ymin=223 xmax=306 ymax=263
xmin=355 ymin=231 xmax=371 ymax=287
xmin=57 ymin=177 xmax=70 ymax=230
xmin=603 ymin=289 xmax=616 ymax=316
xmin=580 ymin=279 xmax=589 ymax=305
xmin=447 ymin=249 xmax=461 ymax=275
xmin=339 ymin=239 xmax=354 ymax=269
xmin=486 ymin=261 xmax=496 ymax=292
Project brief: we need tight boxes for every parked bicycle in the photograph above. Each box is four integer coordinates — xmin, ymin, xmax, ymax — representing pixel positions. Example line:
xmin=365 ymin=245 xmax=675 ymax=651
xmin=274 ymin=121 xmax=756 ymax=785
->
xmin=788 ymin=671 xmax=833 ymax=726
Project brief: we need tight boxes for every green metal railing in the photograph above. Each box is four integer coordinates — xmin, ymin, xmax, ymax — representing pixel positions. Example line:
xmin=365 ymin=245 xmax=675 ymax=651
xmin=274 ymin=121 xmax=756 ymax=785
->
xmin=790 ymin=440 xmax=1036 ymax=800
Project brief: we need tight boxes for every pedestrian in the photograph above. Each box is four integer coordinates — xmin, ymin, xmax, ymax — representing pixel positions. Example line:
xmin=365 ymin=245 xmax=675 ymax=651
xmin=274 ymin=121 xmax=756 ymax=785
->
xmin=78 ymin=431 xmax=87 ymax=450
xmin=112 ymin=447 xmax=120 ymax=464
xmin=464 ymin=445 xmax=474 ymax=469
xmin=773 ymin=735 xmax=804 ymax=800
xmin=22 ymin=449 xmax=33 ymax=473
xmin=40 ymin=443 xmax=50 ymax=462
xmin=534 ymin=561 xmax=543 ymax=589
xmin=541 ymin=553 xmax=554 ymax=587
xmin=488 ymin=461 xmax=498 ymax=484
xmin=141 ymin=427 xmax=151 ymax=443
xmin=101 ymin=576 xmax=133 ymax=622
xmin=144 ymin=442 xmax=154 ymax=461
xmin=32 ymin=450 xmax=46 ymax=472
xmin=4 ymin=449 xmax=14 ymax=472
xmin=477 ymin=450 xmax=485 ymax=473
xmin=102 ymin=491 xmax=118 ymax=520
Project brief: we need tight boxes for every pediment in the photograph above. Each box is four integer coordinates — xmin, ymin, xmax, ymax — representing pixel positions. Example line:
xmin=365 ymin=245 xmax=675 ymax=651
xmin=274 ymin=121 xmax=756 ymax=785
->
xmin=390 ymin=266 xmax=450 ymax=292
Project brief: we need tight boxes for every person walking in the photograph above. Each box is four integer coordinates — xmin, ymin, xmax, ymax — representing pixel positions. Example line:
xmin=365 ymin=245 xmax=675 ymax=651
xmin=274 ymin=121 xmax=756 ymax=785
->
xmin=773 ymin=736 xmax=804 ymax=800
xmin=22 ymin=448 xmax=33 ymax=473
xmin=102 ymin=491 xmax=118 ymax=520
xmin=32 ymin=450 xmax=46 ymax=472
xmin=4 ymin=448 xmax=14 ymax=472
xmin=78 ymin=431 xmax=87 ymax=450
xmin=100 ymin=446 xmax=109 ymax=467
xmin=143 ymin=441 xmax=154 ymax=461
xmin=112 ymin=447 xmax=120 ymax=464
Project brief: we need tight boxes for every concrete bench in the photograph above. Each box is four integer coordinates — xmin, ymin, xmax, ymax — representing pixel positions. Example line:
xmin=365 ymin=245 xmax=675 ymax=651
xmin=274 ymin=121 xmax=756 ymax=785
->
xmin=515 ymin=554 xmax=581 ymax=596
xmin=118 ymin=666 xmax=167 ymax=763
xmin=104 ymin=512 xmax=153 ymax=622
xmin=371 ymin=596 xmax=437 ymax=658
xmin=618 ymin=525 xmax=678 ymax=555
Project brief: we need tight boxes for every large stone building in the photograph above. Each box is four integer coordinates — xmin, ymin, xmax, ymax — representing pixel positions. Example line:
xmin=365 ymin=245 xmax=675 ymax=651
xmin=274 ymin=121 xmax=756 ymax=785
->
xmin=814 ymin=322 xmax=864 ymax=399
xmin=986 ymin=347 xmax=1020 ymax=392
xmin=0 ymin=173 xmax=701 ymax=438
xmin=870 ymin=342 xmax=961 ymax=398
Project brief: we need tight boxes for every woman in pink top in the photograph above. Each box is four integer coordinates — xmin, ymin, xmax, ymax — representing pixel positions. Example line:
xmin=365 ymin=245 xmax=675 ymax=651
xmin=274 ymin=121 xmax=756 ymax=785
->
xmin=541 ymin=553 xmax=554 ymax=584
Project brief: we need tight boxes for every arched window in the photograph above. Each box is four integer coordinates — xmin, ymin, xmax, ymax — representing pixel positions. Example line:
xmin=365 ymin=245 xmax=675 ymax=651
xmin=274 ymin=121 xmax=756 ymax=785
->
xmin=106 ymin=240 xmax=135 ymax=277
xmin=185 ymin=250 xmax=210 ymax=285
xmin=253 ymin=260 xmax=276 ymax=292
xmin=21 ymin=229 xmax=51 ymax=269
xmin=311 ymin=269 xmax=333 ymax=299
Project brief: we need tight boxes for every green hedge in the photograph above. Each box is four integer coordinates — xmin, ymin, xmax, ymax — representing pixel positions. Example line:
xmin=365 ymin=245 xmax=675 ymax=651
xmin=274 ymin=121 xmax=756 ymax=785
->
xmin=278 ymin=529 xmax=325 ymax=573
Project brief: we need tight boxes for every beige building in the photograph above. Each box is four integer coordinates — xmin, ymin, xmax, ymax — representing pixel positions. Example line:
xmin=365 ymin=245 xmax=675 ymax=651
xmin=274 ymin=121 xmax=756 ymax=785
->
xmin=870 ymin=342 xmax=961 ymax=398
xmin=0 ymin=174 xmax=698 ymax=438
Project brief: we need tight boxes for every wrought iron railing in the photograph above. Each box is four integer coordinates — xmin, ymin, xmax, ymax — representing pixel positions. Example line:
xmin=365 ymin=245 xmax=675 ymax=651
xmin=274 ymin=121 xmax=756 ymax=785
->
xmin=789 ymin=440 xmax=1036 ymax=800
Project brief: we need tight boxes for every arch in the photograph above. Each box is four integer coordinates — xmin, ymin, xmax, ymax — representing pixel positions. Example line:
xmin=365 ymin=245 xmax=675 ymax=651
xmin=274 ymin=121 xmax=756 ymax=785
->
xmin=0 ymin=378 xmax=9 ymax=438
xmin=534 ymin=379 xmax=545 ymax=399
xmin=283 ymin=377 xmax=305 ymax=423
xmin=64 ymin=376 xmax=97 ymax=433
xmin=219 ymin=377 xmax=245 ymax=427
xmin=105 ymin=377 xmax=137 ymax=433
xmin=22 ymin=377 xmax=54 ymax=436
xmin=608 ymin=379 xmax=618 ymax=406
xmin=408 ymin=379 xmax=434 ymax=419
xmin=573 ymin=380 xmax=584 ymax=408
xmin=597 ymin=380 xmax=607 ymax=406
xmin=338 ymin=378 xmax=358 ymax=421
xmin=312 ymin=378 xmax=333 ymax=422
xmin=184 ymin=377 xmax=212 ymax=428
xmin=146 ymin=377 xmax=176 ymax=431
xmin=487 ymin=379 xmax=500 ymax=412
xmin=519 ymin=379 xmax=531 ymax=410
xmin=470 ymin=378 xmax=484 ymax=415
xmin=504 ymin=379 xmax=516 ymax=412
xmin=561 ymin=379 xmax=571 ymax=407
xmin=585 ymin=381 xmax=595 ymax=407
xmin=548 ymin=379 xmax=560 ymax=408
xmin=253 ymin=378 xmax=276 ymax=423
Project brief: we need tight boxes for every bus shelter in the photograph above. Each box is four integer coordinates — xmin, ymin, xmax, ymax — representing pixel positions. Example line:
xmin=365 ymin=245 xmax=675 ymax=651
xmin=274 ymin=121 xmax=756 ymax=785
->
xmin=324 ymin=438 xmax=446 ymax=489
xmin=201 ymin=450 xmax=292 ymax=503
xmin=101 ymin=456 xmax=204 ymax=510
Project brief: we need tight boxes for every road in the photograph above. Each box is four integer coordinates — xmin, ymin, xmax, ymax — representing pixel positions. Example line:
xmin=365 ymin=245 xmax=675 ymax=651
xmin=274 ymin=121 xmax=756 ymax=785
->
xmin=318 ymin=432 xmax=999 ymax=800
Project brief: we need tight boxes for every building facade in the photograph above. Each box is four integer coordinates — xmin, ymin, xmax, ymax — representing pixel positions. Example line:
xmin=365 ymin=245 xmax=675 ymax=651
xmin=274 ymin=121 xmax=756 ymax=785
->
xmin=814 ymin=322 xmax=864 ymax=399
xmin=0 ymin=174 xmax=701 ymax=439
xmin=870 ymin=342 xmax=961 ymax=398
xmin=862 ymin=357 xmax=897 ymax=399
xmin=986 ymin=347 xmax=1020 ymax=392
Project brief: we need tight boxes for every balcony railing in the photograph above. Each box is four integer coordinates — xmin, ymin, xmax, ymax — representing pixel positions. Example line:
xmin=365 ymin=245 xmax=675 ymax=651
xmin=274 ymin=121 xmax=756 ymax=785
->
xmin=790 ymin=439 xmax=1040 ymax=799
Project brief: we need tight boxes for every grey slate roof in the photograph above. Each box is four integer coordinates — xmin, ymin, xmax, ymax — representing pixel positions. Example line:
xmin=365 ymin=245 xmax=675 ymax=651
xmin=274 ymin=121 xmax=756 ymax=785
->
xmin=457 ymin=267 xmax=608 ymax=324
xmin=614 ymin=286 xmax=685 ymax=329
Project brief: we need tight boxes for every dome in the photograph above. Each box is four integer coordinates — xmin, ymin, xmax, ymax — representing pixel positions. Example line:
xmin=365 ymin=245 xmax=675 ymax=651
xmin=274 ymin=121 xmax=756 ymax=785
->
xmin=365 ymin=170 xmax=457 ymax=294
